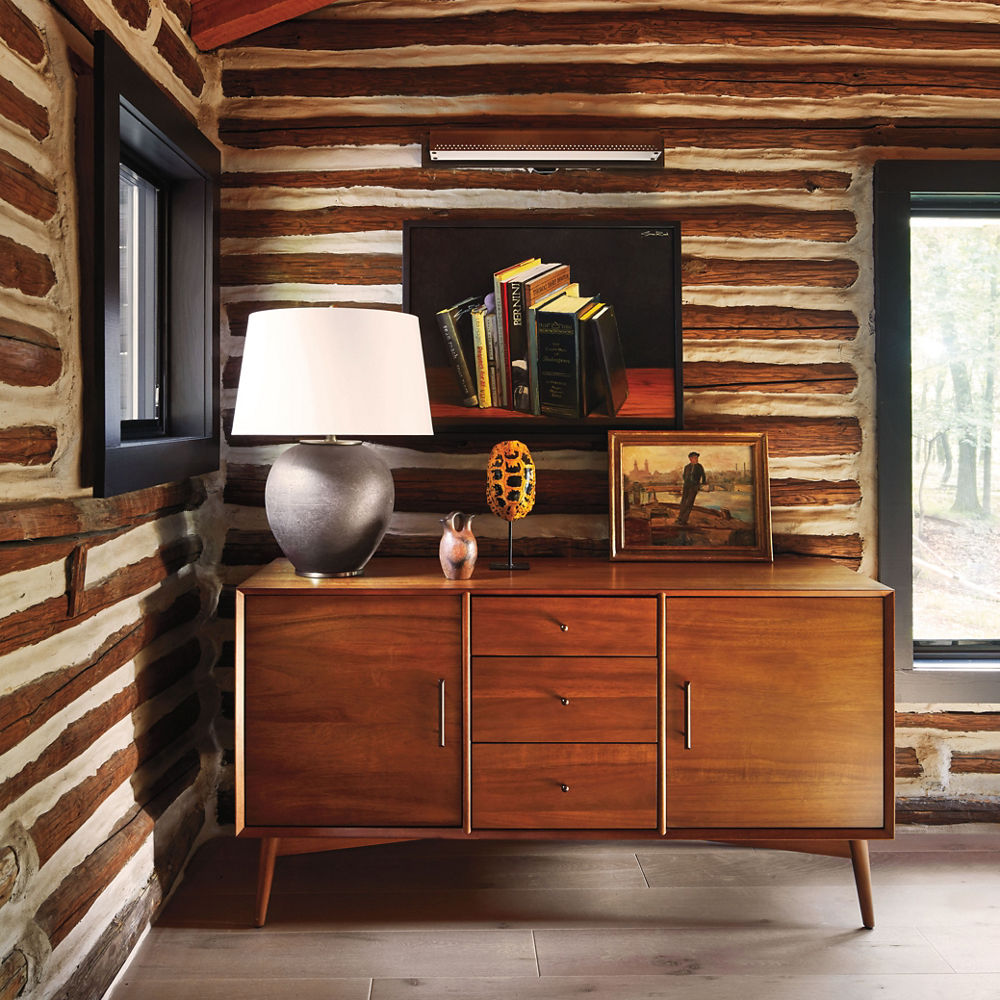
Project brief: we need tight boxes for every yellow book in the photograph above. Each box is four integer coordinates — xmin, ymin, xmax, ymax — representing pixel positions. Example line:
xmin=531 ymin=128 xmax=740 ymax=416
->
xmin=470 ymin=305 xmax=492 ymax=408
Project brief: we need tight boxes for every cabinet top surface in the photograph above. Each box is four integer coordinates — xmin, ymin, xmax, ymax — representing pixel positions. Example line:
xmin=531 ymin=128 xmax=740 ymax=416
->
xmin=237 ymin=558 xmax=892 ymax=597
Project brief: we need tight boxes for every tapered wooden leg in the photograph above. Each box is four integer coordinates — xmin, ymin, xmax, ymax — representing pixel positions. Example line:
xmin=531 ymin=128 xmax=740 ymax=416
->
xmin=255 ymin=837 xmax=279 ymax=928
xmin=849 ymin=839 xmax=875 ymax=929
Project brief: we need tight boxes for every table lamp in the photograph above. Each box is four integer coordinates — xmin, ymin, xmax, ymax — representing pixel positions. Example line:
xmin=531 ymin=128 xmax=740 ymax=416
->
xmin=231 ymin=307 xmax=433 ymax=577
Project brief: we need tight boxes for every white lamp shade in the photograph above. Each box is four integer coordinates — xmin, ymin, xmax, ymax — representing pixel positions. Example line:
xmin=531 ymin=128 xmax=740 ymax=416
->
xmin=231 ymin=307 xmax=433 ymax=437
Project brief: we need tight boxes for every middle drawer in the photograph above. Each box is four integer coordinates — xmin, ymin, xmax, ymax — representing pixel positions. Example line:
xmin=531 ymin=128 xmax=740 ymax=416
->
xmin=473 ymin=656 xmax=658 ymax=742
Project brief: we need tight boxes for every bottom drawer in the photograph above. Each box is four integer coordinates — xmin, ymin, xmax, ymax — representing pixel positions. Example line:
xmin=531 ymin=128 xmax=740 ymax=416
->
xmin=473 ymin=744 xmax=658 ymax=829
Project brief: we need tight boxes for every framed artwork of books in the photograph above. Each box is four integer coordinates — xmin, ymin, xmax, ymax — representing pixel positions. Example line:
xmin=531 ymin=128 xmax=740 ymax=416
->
xmin=608 ymin=431 xmax=773 ymax=562
xmin=402 ymin=219 xmax=682 ymax=431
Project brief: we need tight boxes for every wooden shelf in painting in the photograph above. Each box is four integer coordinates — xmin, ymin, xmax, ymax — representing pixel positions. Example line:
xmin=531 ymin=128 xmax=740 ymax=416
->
xmin=427 ymin=367 xmax=678 ymax=428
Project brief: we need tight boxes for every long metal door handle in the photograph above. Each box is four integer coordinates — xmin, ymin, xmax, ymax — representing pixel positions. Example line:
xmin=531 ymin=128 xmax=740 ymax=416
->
xmin=438 ymin=678 xmax=446 ymax=747
xmin=683 ymin=680 xmax=692 ymax=750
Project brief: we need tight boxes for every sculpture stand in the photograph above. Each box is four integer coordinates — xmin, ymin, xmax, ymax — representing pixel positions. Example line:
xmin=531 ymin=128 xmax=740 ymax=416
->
xmin=490 ymin=521 xmax=529 ymax=571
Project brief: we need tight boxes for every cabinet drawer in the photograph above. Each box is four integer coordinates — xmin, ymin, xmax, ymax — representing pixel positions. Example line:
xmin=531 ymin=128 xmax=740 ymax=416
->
xmin=473 ymin=656 xmax=658 ymax=742
xmin=471 ymin=596 xmax=657 ymax=656
xmin=472 ymin=744 xmax=658 ymax=829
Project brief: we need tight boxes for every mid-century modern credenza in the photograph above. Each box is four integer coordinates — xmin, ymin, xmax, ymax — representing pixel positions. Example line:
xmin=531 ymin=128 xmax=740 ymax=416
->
xmin=235 ymin=557 xmax=894 ymax=928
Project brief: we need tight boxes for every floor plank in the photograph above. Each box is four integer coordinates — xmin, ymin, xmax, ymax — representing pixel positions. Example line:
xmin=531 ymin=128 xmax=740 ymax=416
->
xmin=109 ymin=829 xmax=1000 ymax=1000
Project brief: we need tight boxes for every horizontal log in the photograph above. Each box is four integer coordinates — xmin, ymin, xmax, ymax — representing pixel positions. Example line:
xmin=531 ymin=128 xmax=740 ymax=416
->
xmin=0 ymin=425 xmax=57 ymax=466
xmin=239 ymin=9 xmax=1000 ymax=54
xmin=0 ymin=74 xmax=48 ymax=140
xmin=0 ymin=589 xmax=201 ymax=756
xmin=771 ymin=532 xmax=862 ymax=561
xmin=895 ymin=712 xmax=1000 ymax=731
xmin=0 ymin=847 xmax=15 ymax=908
xmin=0 ymin=0 xmax=45 ymax=64
xmin=222 ymin=166 xmax=852 ymax=195
xmin=895 ymin=746 xmax=922 ymax=779
xmin=0 ymin=949 xmax=27 ymax=1000
xmin=221 ymin=205 xmax=857 ymax=242
xmin=217 ymin=115 xmax=1000 ymax=153
xmin=0 ymin=234 xmax=55 ymax=297
xmin=950 ymin=751 xmax=1000 ymax=775
xmin=0 ymin=536 xmax=202 ymax=659
xmin=225 ymin=298 xmax=400 ymax=338
xmin=225 ymin=462 xmax=861 ymax=514
xmin=154 ymin=20 xmax=204 ymax=97
xmin=683 ymin=256 xmax=858 ymax=288
xmin=111 ymin=0 xmax=149 ymax=31
xmin=223 ymin=62 xmax=1000 ymax=101
xmin=0 ymin=479 xmax=204 ymax=542
xmin=164 ymin=0 xmax=191 ymax=30
xmin=221 ymin=253 xmax=856 ymax=291
xmin=220 ymin=528 xmax=609 ymax=565
xmin=0 ymin=639 xmax=201 ymax=815
xmin=0 ymin=330 xmax=61 ymax=387
xmin=35 ymin=748 xmax=199 ymax=949
xmin=0 ymin=534 xmax=95 ymax=577
xmin=895 ymin=796 xmax=1000 ymax=825
xmin=685 ymin=361 xmax=856 ymax=394
xmin=221 ymin=409 xmax=861 ymax=459
xmin=48 ymin=882 xmax=156 ymax=1000
xmin=220 ymin=252 xmax=399 ymax=286
xmin=682 ymin=305 xmax=857 ymax=341
xmin=30 ymin=692 xmax=201 ymax=867
xmin=0 ymin=147 xmax=57 ymax=221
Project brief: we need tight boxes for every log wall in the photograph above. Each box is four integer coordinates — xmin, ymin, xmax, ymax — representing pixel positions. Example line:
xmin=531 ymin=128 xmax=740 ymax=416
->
xmin=0 ymin=0 xmax=221 ymax=997
xmin=214 ymin=0 xmax=1000 ymax=825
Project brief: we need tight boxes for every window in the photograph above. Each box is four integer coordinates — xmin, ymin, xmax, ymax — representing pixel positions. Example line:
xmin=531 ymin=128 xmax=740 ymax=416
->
xmin=118 ymin=161 xmax=163 ymax=432
xmin=89 ymin=31 xmax=219 ymax=496
xmin=874 ymin=161 xmax=1000 ymax=701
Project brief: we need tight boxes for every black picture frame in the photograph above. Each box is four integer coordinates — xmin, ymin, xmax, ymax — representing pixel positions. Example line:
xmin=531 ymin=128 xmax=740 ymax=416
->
xmin=402 ymin=218 xmax=683 ymax=432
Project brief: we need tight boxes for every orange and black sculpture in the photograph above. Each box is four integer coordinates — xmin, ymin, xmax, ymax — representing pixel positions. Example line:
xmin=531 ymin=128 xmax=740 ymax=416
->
xmin=486 ymin=440 xmax=536 ymax=570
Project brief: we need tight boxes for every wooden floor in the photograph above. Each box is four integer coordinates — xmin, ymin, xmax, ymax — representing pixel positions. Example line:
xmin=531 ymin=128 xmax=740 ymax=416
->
xmin=108 ymin=829 xmax=1000 ymax=1000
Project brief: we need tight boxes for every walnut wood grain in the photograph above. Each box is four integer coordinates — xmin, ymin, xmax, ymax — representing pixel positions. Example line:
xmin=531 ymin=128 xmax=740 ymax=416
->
xmin=472 ymin=743 xmax=657 ymax=829
xmin=241 ymin=594 xmax=463 ymax=829
xmin=683 ymin=304 xmax=858 ymax=341
xmin=219 ymin=251 xmax=399 ymax=286
xmin=470 ymin=596 xmax=657 ymax=656
xmin=664 ymin=595 xmax=887 ymax=829
xmin=0 ymin=76 xmax=47 ymax=140
xmin=472 ymin=656 xmax=658 ymax=743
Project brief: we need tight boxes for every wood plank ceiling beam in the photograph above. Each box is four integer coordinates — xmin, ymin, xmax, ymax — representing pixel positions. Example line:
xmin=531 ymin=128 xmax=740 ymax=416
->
xmin=190 ymin=0 xmax=342 ymax=50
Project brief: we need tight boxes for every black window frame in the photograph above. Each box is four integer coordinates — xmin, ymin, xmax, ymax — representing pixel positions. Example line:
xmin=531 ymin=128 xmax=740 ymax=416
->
xmin=873 ymin=159 xmax=1000 ymax=702
xmin=91 ymin=30 xmax=219 ymax=497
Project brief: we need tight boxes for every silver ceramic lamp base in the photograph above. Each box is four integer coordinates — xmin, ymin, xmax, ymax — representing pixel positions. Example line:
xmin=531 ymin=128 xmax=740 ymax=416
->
xmin=265 ymin=439 xmax=394 ymax=578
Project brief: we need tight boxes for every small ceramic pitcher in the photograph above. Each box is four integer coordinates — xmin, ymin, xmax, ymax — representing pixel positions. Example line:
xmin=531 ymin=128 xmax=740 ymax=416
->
xmin=439 ymin=511 xmax=478 ymax=580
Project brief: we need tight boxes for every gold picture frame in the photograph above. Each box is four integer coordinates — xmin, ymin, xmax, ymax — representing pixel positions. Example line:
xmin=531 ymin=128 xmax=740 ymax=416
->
xmin=609 ymin=431 xmax=773 ymax=562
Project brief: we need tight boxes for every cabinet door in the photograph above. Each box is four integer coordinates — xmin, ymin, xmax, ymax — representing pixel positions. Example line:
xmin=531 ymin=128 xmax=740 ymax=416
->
xmin=242 ymin=594 xmax=462 ymax=828
xmin=666 ymin=597 xmax=887 ymax=830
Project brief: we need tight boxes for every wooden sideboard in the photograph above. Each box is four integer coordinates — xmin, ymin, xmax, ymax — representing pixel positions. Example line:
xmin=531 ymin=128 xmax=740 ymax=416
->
xmin=236 ymin=557 xmax=894 ymax=928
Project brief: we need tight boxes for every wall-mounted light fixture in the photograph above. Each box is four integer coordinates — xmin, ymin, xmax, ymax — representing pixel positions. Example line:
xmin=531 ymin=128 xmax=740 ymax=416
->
xmin=427 ymin=128 xmax=664 ymax=169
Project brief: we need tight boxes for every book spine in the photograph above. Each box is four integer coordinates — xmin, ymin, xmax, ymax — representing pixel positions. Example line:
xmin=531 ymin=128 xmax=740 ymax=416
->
xmin=536 ymin=312 xmax=582 ymax=418
xmin=525 ymin=305 xmax=543 ymax=415
xmin=506 ymin=276 xmax=532 ymax=413
xmin=524 ymin=264 xmax=571 ymax=308
xmin=491 ymin=276 xmax=510 ymax=408
xmin=470 ymin=305 xmax=492 ymax=408
xmin=484 ymin=309 xmax=499 ymax=404
xmin=435 ymin=308 xmax=479 ymax=407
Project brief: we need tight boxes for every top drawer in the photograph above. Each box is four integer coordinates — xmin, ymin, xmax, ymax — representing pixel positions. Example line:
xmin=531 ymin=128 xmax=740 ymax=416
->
xmin=471 ymin=596 xmax=657 ymax=656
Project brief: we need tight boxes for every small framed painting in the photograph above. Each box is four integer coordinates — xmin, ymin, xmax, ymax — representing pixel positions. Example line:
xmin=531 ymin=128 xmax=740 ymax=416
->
xmin=608 ymin=431 xmax=773 ymax=562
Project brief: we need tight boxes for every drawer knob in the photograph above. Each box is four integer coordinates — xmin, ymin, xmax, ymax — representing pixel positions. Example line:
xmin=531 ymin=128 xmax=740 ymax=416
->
xmin=559 ymin=697 xmax=570 ymax=706
xmin=559 ymin=623 xmax=569 ymax=632
xmin=560 ymin=784 xmax=570 ymax=793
